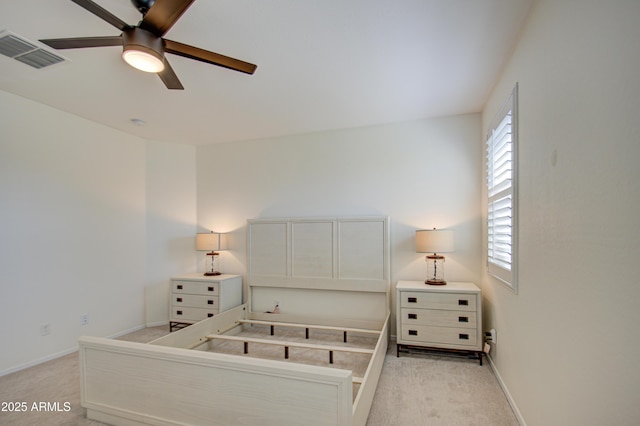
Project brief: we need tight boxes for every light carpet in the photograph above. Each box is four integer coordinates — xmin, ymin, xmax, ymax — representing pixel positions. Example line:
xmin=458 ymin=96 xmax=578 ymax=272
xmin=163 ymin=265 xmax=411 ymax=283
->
xmin=368 ymin=349 xmax=518 ymax=425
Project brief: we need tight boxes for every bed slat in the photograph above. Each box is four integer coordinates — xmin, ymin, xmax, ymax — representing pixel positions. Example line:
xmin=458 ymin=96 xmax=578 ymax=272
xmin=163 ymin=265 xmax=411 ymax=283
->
xmin=237 ymin=319 xmax=381 ymax=335
xmin=206 ymin=334 xmax=375 ymax=355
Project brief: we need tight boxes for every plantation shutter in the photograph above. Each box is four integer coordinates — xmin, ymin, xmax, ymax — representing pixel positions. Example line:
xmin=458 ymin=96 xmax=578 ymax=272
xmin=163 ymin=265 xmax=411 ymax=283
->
xmin=486 ymin=84 xmax=517 ymax=290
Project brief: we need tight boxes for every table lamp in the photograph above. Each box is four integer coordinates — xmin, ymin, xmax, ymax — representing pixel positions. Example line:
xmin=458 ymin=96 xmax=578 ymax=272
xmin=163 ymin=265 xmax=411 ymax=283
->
xmin=416 ymin=228 xmax=454 ymax=285
xmin=196 ymin=231 xmax=227 ymax=276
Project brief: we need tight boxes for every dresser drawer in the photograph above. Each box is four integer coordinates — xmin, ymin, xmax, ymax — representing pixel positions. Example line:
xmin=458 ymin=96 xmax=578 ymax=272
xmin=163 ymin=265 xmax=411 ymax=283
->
xmin=172 ymin=294 xmax=219 ymax=309
xmin=171 ymin=306 xmax=217 ymax=322
xmin=401 ymin=308 xmax=476 ymax=329
xmin=173 ymin=281 xmax=219 ymax=295
xmin=401 ymin=324 xmax=478 ymax=347
xmin=400 ymin=291 xmax=476 ymax=311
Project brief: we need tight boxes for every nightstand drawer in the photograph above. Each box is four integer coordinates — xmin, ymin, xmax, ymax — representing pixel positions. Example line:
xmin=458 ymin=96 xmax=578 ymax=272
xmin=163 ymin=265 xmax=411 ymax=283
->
xmin=400 ymin=291 xmax=476 ymax=311
xmin=171 ymin=306 xmax=218 ymax=322
xmin=401 ymin=308 xmax=476 ymax=329
xmin=173 ymin=281 xmax=219 ymax=295
xmin=401 ymin=324 xmax=478 ymax=347
xmin=172 ymin=294 xmax=219 ymax=309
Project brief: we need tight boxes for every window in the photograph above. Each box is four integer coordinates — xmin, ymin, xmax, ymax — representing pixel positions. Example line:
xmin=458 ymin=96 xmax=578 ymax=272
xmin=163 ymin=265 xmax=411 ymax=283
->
xmin=486 ymin=83 xmax=518 ymax=292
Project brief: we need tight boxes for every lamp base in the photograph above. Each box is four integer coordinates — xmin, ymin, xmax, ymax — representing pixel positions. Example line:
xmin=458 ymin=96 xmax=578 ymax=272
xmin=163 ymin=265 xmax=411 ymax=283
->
xmin=204 ymin=271 xmax=221 ymax=276
xmin=425 ymin=279 xmax=447 ymax=285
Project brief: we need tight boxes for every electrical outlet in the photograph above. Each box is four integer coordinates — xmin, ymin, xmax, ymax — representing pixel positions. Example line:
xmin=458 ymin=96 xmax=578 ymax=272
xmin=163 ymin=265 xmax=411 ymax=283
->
xmin=80 ymin=314 xmax=89 ymax=326
xmin=489 ymin=328 xmax=497 ymax=344
xmin=40 ymin=323 xmax=51 ymax=336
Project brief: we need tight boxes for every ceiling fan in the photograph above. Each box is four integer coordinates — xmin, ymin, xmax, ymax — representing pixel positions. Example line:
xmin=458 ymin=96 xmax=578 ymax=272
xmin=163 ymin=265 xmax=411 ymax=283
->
xmin=40 ymin=0 xmax=257 ymax=90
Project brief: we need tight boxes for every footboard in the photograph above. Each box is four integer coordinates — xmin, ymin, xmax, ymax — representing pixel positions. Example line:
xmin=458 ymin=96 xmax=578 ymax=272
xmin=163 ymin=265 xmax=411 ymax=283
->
xmin=80 ymin=336 xmax=353 ymax=425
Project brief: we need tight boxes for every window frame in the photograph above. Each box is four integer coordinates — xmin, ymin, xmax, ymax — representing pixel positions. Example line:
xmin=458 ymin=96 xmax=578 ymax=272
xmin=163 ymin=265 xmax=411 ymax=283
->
xmin=486 ymin=83 xmax=518 ymax=293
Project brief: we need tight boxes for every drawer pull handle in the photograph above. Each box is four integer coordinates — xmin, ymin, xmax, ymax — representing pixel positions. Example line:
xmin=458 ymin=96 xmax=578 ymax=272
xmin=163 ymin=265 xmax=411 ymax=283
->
xmin=408 ymin=330 xmax=418 ymax=336
xmin=208 ymin=300 xmax=214 ymax=305
xmin=459 ymin=333 xmax=469 ymax=340
xmin=408 ymin=313 xmax=417 ymax=320
xmin=458 ymin=316 xmax=468 ymax=323
xmin=207 ymin=313 xmax=214 ymax=318
xmin=176 ymin=297 xmax=182 ymax=302
xmin=208 ymin=287 xmax=215 ymax=292
xmin=176 ymin=310 xmax=183 ymax=315
xmin=458 ymin=299 xmax=469 ymax=306
xmin=408 ymin=297 xmax=417 ymax=303
xmin=177 ymin=285 xmax=183 ymax=290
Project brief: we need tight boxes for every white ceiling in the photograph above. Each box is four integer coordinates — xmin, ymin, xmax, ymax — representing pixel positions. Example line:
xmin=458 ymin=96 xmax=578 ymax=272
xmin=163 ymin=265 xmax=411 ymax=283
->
xmin=0 ymin=0 xmax=533 ymax=145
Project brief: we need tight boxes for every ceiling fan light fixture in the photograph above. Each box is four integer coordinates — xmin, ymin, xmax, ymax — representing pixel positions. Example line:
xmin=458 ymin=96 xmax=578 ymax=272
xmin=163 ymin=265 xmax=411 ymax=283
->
xmin=122 ymin=48 xmax=164 ymax=72
xmin=121 ymin=28 xmax=164 ymax=73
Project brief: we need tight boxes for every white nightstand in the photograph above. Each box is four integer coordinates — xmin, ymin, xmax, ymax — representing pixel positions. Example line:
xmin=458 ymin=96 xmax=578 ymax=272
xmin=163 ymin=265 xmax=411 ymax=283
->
xmin=170 ymin=273 xmax=242 ymax=331
xmin=396 ymin=280 xmax=483 ymax=364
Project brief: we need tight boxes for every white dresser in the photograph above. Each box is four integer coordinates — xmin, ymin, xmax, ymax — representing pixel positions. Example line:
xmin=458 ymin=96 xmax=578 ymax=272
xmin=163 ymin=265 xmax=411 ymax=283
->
xmin=396 ymin=280 xmax=483 ymax=364
xmin=170 ymin=273 xmax=242 ymax=331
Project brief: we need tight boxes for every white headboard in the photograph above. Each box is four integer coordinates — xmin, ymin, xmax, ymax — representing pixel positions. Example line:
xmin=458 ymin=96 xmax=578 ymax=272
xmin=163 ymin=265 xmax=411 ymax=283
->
xmin=247 ymin=216 xmax=390 ymax=326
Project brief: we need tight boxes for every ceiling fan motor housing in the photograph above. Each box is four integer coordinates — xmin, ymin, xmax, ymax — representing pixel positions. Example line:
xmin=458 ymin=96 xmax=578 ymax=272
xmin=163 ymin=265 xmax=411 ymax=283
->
xmin=122 ymin=27 xmax=165 ymax=72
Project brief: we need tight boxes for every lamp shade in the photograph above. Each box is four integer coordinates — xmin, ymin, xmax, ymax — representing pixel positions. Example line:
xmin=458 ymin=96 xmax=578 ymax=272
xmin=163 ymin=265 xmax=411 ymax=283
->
xmin=416 ymin=229 xmax=454 ymax=253
xmin=196 ymin=232 xmax=227 ymax=251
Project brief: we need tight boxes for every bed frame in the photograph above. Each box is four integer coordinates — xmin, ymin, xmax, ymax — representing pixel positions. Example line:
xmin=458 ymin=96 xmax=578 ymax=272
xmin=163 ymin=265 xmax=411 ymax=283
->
xmin=79 ymin=216 xmax=390 ymax=425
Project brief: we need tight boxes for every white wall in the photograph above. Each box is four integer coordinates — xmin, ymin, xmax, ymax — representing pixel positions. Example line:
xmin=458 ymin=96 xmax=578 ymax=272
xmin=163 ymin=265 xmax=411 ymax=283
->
xmin=481 ymin=1 xmax=640 ymax=424
xmin=145 ymin=141 xmax=197 ymax=326
xmin=0 ymin=90 xmax=146 ymax=373
xmin=0 ymin=90 xmax=197 ymax=374
xmin=196 ymin=114 xmax=483 ymax=329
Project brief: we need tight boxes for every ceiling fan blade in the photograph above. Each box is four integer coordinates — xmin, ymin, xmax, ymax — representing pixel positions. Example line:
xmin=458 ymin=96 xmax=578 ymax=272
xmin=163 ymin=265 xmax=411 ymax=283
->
xmin=140 ymin=0 xmax=195 ymax=37
xmin=39 ymin=35 xmax=122 ymax=50
xmin=158 ymin=57 xmax=184 ymax=90
xmin=165 ymin=39 xmax=257 ymax=75
xmin=70 ymin=0 xmax=131 ymax=31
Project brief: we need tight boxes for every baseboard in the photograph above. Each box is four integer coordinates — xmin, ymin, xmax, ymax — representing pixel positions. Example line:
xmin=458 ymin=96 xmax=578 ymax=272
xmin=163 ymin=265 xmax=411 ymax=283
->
xmin=106 ymin=324 xmax=146 ymax=339
xmin=1 ymin=324 xmax=148 ymax=377
xmin=145 ymin=320 xmax=169 ymax=328
xmin=486 ymin=353 xmax=527 ymax=426
xmin=0 ymin=346 xmax=79 ymax=377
